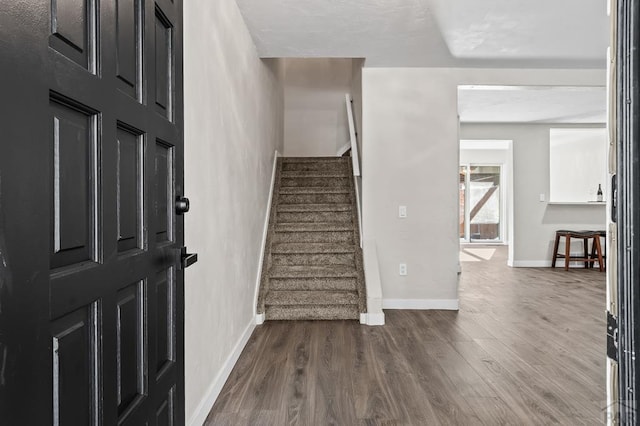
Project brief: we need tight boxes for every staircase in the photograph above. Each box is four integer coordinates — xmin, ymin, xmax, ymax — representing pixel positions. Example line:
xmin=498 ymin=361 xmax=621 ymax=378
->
xmin=256 ymin=157 xmax=366 ymax=320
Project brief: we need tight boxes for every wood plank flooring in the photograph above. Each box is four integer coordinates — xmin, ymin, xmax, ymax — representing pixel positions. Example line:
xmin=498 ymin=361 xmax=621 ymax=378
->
xmin=205 ymin=246 xmax=606 ymax=425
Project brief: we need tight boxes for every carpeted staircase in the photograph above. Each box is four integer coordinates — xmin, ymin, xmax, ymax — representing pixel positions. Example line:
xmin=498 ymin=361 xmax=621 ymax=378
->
xmin=256 ymin=157 xmax=367 ymax=320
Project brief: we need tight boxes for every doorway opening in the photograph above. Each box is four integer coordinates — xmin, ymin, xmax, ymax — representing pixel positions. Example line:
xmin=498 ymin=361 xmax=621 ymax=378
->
xmin=458 ymin=139 xmax=512 ymax=266
xmin=459 ymin=164 xmax=503 ymax=243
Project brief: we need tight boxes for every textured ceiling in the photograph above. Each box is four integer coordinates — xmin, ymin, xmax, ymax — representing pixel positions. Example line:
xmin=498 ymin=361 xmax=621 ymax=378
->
xmin=458 ymin=86 xmax=606 ymax=123
xmin=235 ymin=0 xmax=608 ymax=67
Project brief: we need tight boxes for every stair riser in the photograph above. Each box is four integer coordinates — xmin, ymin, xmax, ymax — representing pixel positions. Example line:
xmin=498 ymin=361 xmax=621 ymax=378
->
xmin=280 ymin=177 xmax=350 ymax=188
xmin=265 ymin=290 xmax=358 ymax=306
xmin=269 ymin=278 xmax=357 ymax=291
xmin=282 ymin=162 xmax=349 ymax=172
xmin=277 ymin=211 xmax=352 ymax=223
xmin=265 ymin=305 xmax=359 ymax=321
xmin=273 ymin=231 xmax=354 ymax=244
xmin=277 ymin=204 xmax=352 ymax=213
xmin=271 ymin=253 xmax=355 ymax=267
xmin=279 ymin=193 xmax=351 ymax=204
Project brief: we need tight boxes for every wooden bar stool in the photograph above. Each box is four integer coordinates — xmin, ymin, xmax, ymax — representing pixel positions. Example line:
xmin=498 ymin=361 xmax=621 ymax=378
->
xmin=551 ymin=230 xmax=604 ymax=272
xmin=590 ymin=230 xmax=606 ymax=270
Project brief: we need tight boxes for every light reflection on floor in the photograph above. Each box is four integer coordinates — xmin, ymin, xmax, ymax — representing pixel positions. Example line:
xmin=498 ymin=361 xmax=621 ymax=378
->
xmin=460 ymin=247 xmax=496 ymax=262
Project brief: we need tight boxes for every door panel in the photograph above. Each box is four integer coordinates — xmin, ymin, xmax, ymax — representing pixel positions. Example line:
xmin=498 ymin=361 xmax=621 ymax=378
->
xmin=49 ymin=0 xmax=98 ymax=71
xmin=0 ymin=0 xmax=185 ymax=424
xmin=116 ymin=125 xmax=145 ymax=254
xmin=52 ymin=302 xmax=100 ymax=426
xmin=155 ymin=141 xmax=174 ymax=244
xmin=116 ymin=0 xmax=143 ymax=100
xmin=156 ymin=387 xmax=176 ymax=426
xmin=50 ymin=98 xmax=99 ymax=269
xmin=116 ymin=281 xmax=146 ymax=417
xmin=155 ymin=268 xmax=176 ymax=375
xmin=154 ymin=8 xmax=173 ymax=120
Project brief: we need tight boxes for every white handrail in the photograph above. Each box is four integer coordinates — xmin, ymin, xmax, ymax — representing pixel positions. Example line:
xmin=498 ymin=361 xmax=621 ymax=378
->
xmin=345 ymin=94 xmax=361 ymax=176
xmin=345 ymin=94 xmax=363 ymax=248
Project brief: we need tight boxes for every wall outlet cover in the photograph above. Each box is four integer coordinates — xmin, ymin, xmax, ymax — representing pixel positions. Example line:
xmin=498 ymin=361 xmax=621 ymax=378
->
xmin=399 ymin=205 xmax=407 ymax=218
xmin=399 ymin=263 xmax=407 ymax=276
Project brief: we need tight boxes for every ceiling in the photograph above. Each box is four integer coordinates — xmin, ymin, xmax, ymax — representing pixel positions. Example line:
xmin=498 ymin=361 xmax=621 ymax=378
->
xmin=235 ymin=0 xmax=609 ymax=68
xmin=458 ymin=86 xmax=606 ymax=123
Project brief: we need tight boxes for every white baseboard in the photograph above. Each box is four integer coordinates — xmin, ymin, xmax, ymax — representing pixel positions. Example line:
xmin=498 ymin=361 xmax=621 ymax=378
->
xmin=511 ymin=260 xmax=552 ymax=267
xmin=360 ymin=312 xmax=385 ymax=325
xmin=336 ymin=142 xmax=351 ymax=156
xmin=382 ymin=299 xmax=459 ymax=310
xmin=253 ymin=150 xmax=280 ymax=315
xmin=255 ymin=313 xmax=265 ymax=325
xmin=511 ymin=260 xmax=595 ymax=268
xmin=187 ymin=321 xmax=255 ymax=426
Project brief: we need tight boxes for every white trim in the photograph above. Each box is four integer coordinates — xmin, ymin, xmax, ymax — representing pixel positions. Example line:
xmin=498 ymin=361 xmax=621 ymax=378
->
xmin=362 ymin=240 xmax=385 ymax=326
xmin=382 ymin=299 xmax=460 ymax=310
xmin=336 ymin=142 xmax=351 ymax=157
xmin=187 ymin=321 xmax=255 ymax=426
xmin=253 ymin=150 xmax=279 ymax=316
xmin=511 ymin=260 xmax=552 ymax=267
xmin=354 ymin=179 xmax=363 ymax=248
xmin=510 ymin=260 xmax=551 ymax=268
xmin=255 ymin=313 xmax=265 ymax=325
xmin=511 ymin=260 xmax=599 ymax=268
xmin=360 ymin=312 xmax=385 ymax=325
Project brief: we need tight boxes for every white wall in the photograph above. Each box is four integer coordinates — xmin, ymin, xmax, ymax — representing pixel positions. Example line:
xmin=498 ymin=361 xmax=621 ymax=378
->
xmin=184 ymin=0 xmax=283 ymax=423
xmin=460 ymin=148 xmax=509 ymax=165
xmin=362 ymin=68 xmax=605 ymax=306
xmin=461 ymin=124 xmax=606 ymax=266
xmin=363 ymin=69 xmax=461 ymax=305
xmin=283 ymin=58 xmax=353 ymax=156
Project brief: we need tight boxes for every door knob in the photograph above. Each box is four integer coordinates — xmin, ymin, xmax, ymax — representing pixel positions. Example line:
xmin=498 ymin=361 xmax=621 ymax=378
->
xmin=175 ymin=196 xmax=190 ymax=215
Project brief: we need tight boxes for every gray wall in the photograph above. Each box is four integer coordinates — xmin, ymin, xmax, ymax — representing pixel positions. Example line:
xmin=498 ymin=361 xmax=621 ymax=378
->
xmin=184 ymin=0 xmax=284 ymax=422
xmin=283 ymin=58 xmax=354 ymax=156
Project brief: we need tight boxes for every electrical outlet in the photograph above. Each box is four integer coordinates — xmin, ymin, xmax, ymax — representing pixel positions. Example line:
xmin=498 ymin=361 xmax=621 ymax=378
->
xmin=399 ymin=263 xmax=408 ymax=276
xmin=399 ymin=205 xmax=407 ymax=218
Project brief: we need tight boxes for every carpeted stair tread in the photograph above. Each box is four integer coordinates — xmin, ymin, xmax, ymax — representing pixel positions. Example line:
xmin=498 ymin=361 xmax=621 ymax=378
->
xmin=282 ymin=157 xmax=349 ymax=163
xmin=276 ymin=210 xmax=353 ymax=223
xmin=265 ymin=290 xmax=358 ymax=306
xmin=273 ymin=230 xmax=354 ymax=244
xmin=265 ymin=305 xmax=360 ymax=321
xmin=271 ymin=242 xmax=357 ymax=254
xmin=269 ymin=277 xmax=357 ymax=291
xmin=269 ymin=265 xmax=358 ymax=279
xmin=271 ymin=252 xmax=355 ymax=267
xmin=275 ymin=222 xmax=353 ymax=232
xmin=278 ymin=193 xmax=352 ymax=204
xmin=277 ymin=203 xmax=352 ymax=213
xmin=279 ymin=187 xmax=351 ymax=194
xmin=280 ymin=177 xmax=350 ymax=188
xmin=280 ymin=171 xmax=350 ymax=178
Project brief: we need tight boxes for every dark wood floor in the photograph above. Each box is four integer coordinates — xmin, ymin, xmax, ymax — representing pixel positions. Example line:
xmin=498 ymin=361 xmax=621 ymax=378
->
xmin=206 ymin=246 xmax=606 ymax=425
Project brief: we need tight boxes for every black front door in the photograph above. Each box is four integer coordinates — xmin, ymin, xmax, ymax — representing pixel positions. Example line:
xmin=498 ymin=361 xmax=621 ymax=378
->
xmin=0 ymin=0 xmax=186 ymax=424
xmin=615 ymin=0 xmax=640 ymax=423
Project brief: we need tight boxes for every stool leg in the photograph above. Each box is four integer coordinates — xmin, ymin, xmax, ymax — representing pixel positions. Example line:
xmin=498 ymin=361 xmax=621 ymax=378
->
xmin=591 ymin=237 xmax=596 ymax=268
xmin=565 ymin=235 xmax=571 ymax=271
xmin=583 ymin=237 xmax=589 ymax=268
xmin=595 ymin=236 xmax=604 ymax=272
xmin=552 ymin=233 xmax=560 ymax=268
